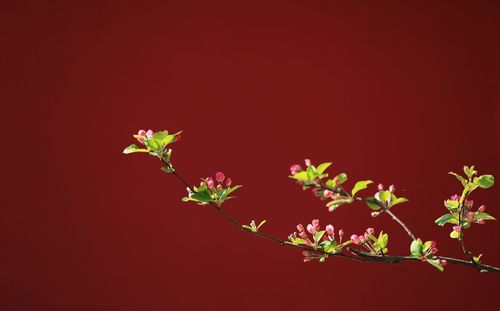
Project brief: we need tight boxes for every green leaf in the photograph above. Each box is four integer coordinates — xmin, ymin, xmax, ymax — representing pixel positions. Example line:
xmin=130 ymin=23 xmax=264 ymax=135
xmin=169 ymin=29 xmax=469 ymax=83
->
xmin=317 ymin=162 xmax=332 ymax=175
xmin=242 ymin=225 xmax=253 ymax=231
xmin=473 ymin=254 xmax=483 ymax=264
xmin=474 ymin=175 xmax=494 ymax=189
xmin=314 ymin=230 xmax=326 ymax=243
xmin=423 ymin=241 xmax=432 ymax=252
xmin=449 ymin=172 xmax=467 ymax=186
xmin=123 ymin=144 xmax=149 ymax=154
xmin=427 ymin=259 xmax=444 ymax=272
xmin=450 ymin=231 xmax=460 ymax=239
xmin=161 ymin=166 xmax=173 ymax=174
xmin=292 ymin=238 xmax=305 ymax=245
xmin=379 ymin=190 xmax=390 ymax=202
xmin=365 ymin=197 xmax=382 ymax=210
xmin=325 ymin=179 xmax=336 ymax=189
xmin=291 ymin=171 xmax=309 ymax=181
xmin=474 ymin=212 xmax=496 ymax=221
xmin=307 ymin=165 xmax=316 ymax=179
xmin=227 ymin=185 xmax=242 ymax=195
xmin=391 ymin=196 xmax=408 ymax=207
xmin=463 ymin=165 xmax=477 ymax=178
xmin=410 ymin=239 xmax=423 ymax=257
xmin=191 ymin=190 xmax=212 ymax=203
xmin=334 ymin=173 xmax=348 ymax=184
xmin=351 ymin=180 xmax=373 ymax=196
xmin=435 ymin=214 xmax=458 ymax=226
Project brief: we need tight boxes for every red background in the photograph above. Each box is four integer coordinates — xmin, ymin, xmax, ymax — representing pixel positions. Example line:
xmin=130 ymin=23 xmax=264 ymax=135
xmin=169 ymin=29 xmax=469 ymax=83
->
xmin=2 ymin=1 xmax=500 ymax=310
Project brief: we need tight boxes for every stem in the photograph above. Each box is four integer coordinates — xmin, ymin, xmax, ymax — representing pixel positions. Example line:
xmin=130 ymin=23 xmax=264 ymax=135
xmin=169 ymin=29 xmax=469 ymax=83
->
xmin=161 ymin=160 xmax=500 ymax=273
xmin=384 ymin=208 xmax=417 ymax=241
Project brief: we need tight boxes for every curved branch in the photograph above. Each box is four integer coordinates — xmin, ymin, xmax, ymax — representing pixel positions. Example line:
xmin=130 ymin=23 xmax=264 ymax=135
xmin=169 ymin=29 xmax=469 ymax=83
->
xmin=160 ymin=160 xmax=500 ymax=273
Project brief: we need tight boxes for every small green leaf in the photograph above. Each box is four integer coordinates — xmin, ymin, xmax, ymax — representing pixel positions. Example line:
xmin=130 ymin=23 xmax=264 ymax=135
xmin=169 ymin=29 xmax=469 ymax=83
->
xmin=227 ymin=185 xmax=242 ymax=195
xmin=242 ymin=225 xmax=253 ymax=231
xmin=473 ymin=254 xmax=483 ymax=264
xmin=391 ymin=196 xmax=408 ymax=207
xmin=292 ymin=238 xmax=305 ymax=245
xmin=450 ymin=231 xmax=460 ymax=239
xmin=191 ymin=190 xmax=212 ymax=203
xmin=449 ymin=172 xmax=467 ymax=186
xmin=435 ymin=214 xmax=458 ymax=226
xmin=379 ymin=190 xmax=390 ymax=202
xmin=316 ymin=162 xmax=332 ymax=175
xmin=307 ymin=165 xmax=316 ymax=179
xmin=474 ymin=175 xmax=494 ymax=189
xmin=463 ymin=165 xmax=477 ymax=179
xmin=427 ymin=259 xmax=444 ymax=272
xmin=291 ymin=171 xmax=309 ymax=181
xmin=334 ymin=173 xmax=348 ymax=184
xmin=423 ymin=241 xmax=432 ymax=252
xmin=351 ymin=180 xmax=373 ymax=196
xmin=474 ymin=212 xmax=496 ymax=221
xmin=161 ymin=166 xmax=173 ymax=173
xmin=314 ymin=230 xmax=326 ymax=243
xmin=123 ymin=144 xmax=149 ymax=154
xmin=365 ymin=197 xmax=382 ymax=210
xmin=444 ymin=200 xmax=459 ymax=210
xmin=410 ymin=239 xmax=423 ymax=257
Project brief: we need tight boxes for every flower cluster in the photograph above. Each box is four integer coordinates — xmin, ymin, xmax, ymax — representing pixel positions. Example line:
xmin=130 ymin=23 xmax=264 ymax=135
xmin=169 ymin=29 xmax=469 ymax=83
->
xmin=349 ymin=227 xmax=389 ymax=255
xmin=123 ymin=129 xmax=182 ymax=165
xmin=288 ymin=219 xmax=347 ymax=262
xmin=410 ymin=239 xmax=447 ymax=271
xmin=365 ymin=183 xmax=408 ymax=213
xmin=182 ymin=171 xmax=241 ymax=207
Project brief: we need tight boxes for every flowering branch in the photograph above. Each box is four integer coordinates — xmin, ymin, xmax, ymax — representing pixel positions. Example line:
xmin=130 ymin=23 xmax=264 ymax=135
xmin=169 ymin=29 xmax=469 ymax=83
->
xmin=124 ymin=129 xmax=499 ymax=273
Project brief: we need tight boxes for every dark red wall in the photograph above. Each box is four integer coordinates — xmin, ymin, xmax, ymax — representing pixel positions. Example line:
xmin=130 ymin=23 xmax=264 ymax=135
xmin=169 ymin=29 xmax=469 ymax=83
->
xmin=2 ymin=1 xmax=499 ymax=310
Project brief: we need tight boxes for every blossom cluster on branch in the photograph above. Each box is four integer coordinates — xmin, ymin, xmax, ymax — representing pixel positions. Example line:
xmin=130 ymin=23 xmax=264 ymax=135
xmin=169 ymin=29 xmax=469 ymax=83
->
xmin=124 ymin=129 xmax=498 ymax=273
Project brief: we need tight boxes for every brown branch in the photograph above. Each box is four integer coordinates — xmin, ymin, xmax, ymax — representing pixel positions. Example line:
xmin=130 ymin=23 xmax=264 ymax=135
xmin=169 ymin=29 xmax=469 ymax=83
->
xmin=160 ymin=160 xmax=500 ymax=273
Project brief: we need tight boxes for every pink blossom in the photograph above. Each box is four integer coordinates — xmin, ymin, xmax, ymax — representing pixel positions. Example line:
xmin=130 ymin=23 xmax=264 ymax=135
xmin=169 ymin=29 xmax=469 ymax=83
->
xmin=377 ymin=183 xmax=384 ymax=191
xmin=366 ymin=227 xmax=375 ymax=235
xmin=338 ymin=229 xmax=344 ymax=237
xmin=328 ymin=206 xmax=335 ymax=212
xmin=138 ymin=129 xmax=146 ymax=136
xmin=430 ymin=247 xmax=438 ymax=254
xmin=389 ymin=184 xmax=395 ymax=193
xmin=477 ymin=219 xmax=485 ymax=225
xmin=312 ymin=219 xmax=320 ymax=229
xmin=146 ymin=129 xmax=153 ymax=139
xmin=466 ymin=211 xmax=475 ymax=221
xmin=225 ymin=178 xmax=232 ymax=187
xmin=453 ymin=226 xmax=461 ymax=232
xmin=216 ymin=184 xmax=222 ymax=191
xmin=465 ymin=199 xmax=474 ymax=208
xmin=420 ymin=256 xmax=427 ymax=262
xmin=304 ymin=159 xmax=311 ymax=167
xmin=478 ymin=205 xmax=486 ymax=212
xmin=299 ymin=231 xmax=307 ymax=238
xmin=326 ymin=225 xmax=334 ymax=235
xmin=450 ymin=194 xmax=460 ymax=200
xmin=323 ymin=190 xmax=333 ymax=198
xmin=207 ymin=179 xmax=215 ymax=189
xmin=350 ymin=234 xmax=360 ymax=244
xmin=290 ymin=164 xmax=302 ymax=175
xmin=430 ymin=241 xmax=437 ymax=248
xmin=215 ymin=172 xmax=225 ymax=183
xmin=371 ymin=212 xmax=380 ymax=217
xmin=359 ymin=236 xmax=366 ymax=243
xmin=439 ymin=259 xmax=448 ymax=266
xmin=296 ymin=224 xmax=304 ymax=232
xmin=307 ymin=224 xmax=316 ymax=234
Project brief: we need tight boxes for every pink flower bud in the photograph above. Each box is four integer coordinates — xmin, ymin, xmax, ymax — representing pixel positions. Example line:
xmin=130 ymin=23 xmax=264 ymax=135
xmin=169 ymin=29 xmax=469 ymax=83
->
xmin=312 ymin=219 xmax=320 ymax=229
xmin=439 ymin=259 xmax=447 ymax=266
xmin=478 ymin=205 xmax=486 ymax=212
xmin=225 ymin=178 xmax=232 ymax=187
xmin=299 ymin=231 xmax=307 ymax=238
xmin=215 ymin=172 xmax=225 ymax=183
xmin=477 ymin=219 xmax=485 ymax=225
xmin=359 ymin=236 xmax=366 ymax=243
xmin=366 ymin=227 xmax=375 ymax=235
xmin=146 ymin=129 xmax=153 ymax=139
xmin=371 ymin=211 xmax=380 ymax=217
xmin=290 ymin=164 xmax=302 ymax=175
xmin=350 ymin=234 xmax=360 ymax=244
xmin=174 ymin=135 xmax=181 ymax=142
xmin=430 ymin=241 xmax=436 ymax=248
xmin=338 ymin=229 xmax=344 ymax=237
xmin=323 ymin=190 xmax=333 ymax=198
xmin=305 ymin=159 xmax=311 ymax=167
xmin=377 ymin=183 xmax=384 ymax=191
xmin=374 ymin=192 xmax=381 ymax=201
xmin=420 ymin=256 xmax=427 ymax=262
xmin=328 ymin=206 xmax=335 ymax=212
xmin=216 ymin=184 xmax=222 ymax=191
xmin=307 ymin=224 xmax=316 ymax=234
xmin=138 ymin=129 xmax=146 ymax=136
xmin=430 ymin=247 xmax=438 ymax=254
xmin=389 ymin=184 xmax=395 ymax=193
xmin=326 ymin=225 xmax=334 ymax=235
xmin=296 ymin=224 xmax=304 ymax=232
xmin=466 ymin=211 xmax=475 ymax=221
xmin=450 ymin=194 xmax=460 ymax=200
xmin=453 ymin=226 xmax=461 ymax=232
xmin=207 ymin=179 xmax=215 ymax=189
xmin=465 ymin=199 xmax=473 ymax=208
